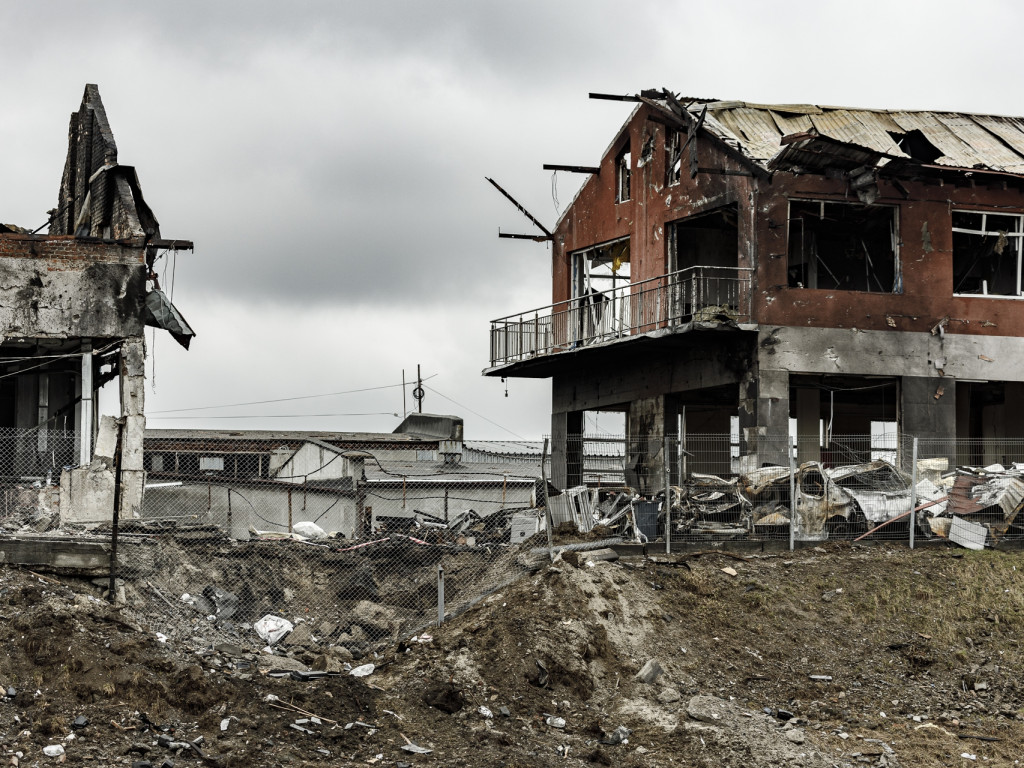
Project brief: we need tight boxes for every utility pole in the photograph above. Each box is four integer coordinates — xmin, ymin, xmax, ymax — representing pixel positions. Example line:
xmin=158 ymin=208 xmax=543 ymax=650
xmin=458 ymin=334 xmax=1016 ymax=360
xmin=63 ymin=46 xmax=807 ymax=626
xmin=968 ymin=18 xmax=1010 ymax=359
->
xmin=402 ymin=369 xmax=407 ymax=418
xmin=413 ymin=364 xmax=425 ymax=414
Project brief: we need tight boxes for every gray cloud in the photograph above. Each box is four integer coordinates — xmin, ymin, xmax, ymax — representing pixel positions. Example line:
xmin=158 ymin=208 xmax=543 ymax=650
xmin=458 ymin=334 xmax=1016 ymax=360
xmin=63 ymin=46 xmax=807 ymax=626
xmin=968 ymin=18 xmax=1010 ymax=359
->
xmin=3 ymin=0 xmax=1024 ymax=437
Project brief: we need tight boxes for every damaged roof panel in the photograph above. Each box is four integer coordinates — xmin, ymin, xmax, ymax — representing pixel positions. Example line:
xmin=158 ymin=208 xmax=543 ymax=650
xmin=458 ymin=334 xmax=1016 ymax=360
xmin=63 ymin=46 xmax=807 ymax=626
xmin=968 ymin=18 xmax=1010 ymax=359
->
xmin=888 ymin=111 xmax=987 ymax=168
xmin=673 ymin=97 xmax=1024 ymax=179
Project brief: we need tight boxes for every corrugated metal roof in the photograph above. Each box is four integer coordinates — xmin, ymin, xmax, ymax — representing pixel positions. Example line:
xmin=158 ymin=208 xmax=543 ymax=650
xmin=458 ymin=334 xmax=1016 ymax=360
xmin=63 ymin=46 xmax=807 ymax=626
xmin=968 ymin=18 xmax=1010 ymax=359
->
xmin=685 ymin=100 xmax=1024 ymax=176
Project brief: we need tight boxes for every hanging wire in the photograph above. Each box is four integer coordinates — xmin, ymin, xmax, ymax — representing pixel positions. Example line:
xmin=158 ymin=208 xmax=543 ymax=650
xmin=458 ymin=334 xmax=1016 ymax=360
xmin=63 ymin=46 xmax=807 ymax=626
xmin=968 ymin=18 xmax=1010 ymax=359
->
xmin=551 ymin=171 xmax=560 ymax=217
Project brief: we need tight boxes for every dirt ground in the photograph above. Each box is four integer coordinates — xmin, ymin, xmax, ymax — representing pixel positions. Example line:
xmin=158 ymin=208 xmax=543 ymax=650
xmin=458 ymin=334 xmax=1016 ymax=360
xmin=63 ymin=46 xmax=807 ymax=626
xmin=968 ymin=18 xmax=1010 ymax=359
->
xmin=1 ymin=541 xmax=1022 ymax=767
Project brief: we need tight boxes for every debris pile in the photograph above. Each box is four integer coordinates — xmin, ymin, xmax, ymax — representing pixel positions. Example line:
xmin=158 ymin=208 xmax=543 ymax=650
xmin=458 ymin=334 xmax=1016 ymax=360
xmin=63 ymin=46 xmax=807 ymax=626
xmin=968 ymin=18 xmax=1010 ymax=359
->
xmin=1 ymin=542 xmax=1023 ymax=765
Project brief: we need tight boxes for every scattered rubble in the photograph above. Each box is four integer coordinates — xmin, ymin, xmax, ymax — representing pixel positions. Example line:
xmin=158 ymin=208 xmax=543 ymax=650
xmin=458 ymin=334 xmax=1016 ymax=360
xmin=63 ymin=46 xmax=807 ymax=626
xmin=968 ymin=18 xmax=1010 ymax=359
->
xmin=1 ymin=532 xmax=1023 ymax=765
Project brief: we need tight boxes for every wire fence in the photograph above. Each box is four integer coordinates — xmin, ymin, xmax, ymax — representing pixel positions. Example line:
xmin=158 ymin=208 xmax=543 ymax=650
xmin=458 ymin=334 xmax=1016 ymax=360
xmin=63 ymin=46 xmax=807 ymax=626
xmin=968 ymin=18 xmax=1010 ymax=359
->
xmin=1 ymin=428 xmax=1023 ymax=660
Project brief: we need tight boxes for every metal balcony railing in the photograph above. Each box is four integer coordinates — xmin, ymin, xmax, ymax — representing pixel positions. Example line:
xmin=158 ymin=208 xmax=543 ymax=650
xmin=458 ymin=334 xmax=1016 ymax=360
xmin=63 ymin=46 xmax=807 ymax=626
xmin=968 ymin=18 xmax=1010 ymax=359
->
xmin=489 ymin=266 xmax=752 ymax=367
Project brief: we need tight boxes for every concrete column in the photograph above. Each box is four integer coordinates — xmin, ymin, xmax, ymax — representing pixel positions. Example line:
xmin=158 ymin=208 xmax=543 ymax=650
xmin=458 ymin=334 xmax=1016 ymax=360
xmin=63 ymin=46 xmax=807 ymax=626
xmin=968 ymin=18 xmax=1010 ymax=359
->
xmin=796 ymin=387 xmax=820 ymax=464
xmin=550 ymin=410 xmax=583 ymax=490
xmin=901 ymin=376 xmax=955 ymax=470
xmin=739 ymin=368 xmax=790 ymax=468
xmin=118 ymin=338 xmax=146 ymax=519
xmin=626 ymin=396 xmax=670 ymax=494
xmin=79 ymin=341 xmax=93 ymax=466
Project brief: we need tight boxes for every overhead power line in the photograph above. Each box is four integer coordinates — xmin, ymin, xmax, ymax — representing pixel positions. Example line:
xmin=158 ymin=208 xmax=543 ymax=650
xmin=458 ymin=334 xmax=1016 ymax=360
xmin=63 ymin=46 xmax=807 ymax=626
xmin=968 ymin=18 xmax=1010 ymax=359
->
xmin=423 ymin=384 xmax=524 ymax=440
xmin=149 ymin=375 xmax=437 ymax=414
xmin=149 ymin=412 xmax=399 ymax=420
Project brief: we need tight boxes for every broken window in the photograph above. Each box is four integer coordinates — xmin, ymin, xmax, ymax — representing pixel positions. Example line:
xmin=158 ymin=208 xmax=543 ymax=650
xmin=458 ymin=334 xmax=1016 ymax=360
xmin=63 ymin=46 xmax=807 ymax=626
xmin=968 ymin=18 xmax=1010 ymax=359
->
xmin=787 ymin=200 xmax=899 ymax=292
xmin=615 ymin=145 xmax=631 ymax=203
xmin=199 ymin=456 xmax=225 ymax=472
xmin=665 ymin=129 xmax=682 ymax=186
xmin=571 ymin=237 xmax=630 ymax=343
xmin=952 ymin=211 xmax=1023 ymax=297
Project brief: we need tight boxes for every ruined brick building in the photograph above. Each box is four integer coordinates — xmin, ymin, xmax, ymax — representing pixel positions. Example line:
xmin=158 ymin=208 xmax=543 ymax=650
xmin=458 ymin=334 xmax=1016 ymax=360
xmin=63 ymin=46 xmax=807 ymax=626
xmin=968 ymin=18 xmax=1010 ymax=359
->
xmin=487 ymin=89 xmax=1024 ymax=489
xmin=0 ymin=84 xmax=192 ymax=522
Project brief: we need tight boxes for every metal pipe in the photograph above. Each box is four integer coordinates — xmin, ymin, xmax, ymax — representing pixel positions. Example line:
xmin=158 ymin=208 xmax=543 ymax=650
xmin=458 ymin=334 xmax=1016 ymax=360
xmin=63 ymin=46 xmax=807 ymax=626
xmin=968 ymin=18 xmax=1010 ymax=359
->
xmin=664 ymin=434 xmax=671 ymax=555
xmin=541 ymin=438 xmax=555 ymax=562
xmin=909 ymin=437 xmax=919 ymax=549
xmin=436 ymin=565 xmax=445 ymax=627
xmin=789 ymin=435 xmax=797 ymax=551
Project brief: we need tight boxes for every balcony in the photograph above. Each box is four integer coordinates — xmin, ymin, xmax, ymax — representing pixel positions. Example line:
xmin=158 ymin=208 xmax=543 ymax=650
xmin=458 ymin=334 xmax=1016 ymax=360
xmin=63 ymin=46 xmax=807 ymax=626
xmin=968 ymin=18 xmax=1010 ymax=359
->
xmin=489 ymin=266 xmax=753 ymax=368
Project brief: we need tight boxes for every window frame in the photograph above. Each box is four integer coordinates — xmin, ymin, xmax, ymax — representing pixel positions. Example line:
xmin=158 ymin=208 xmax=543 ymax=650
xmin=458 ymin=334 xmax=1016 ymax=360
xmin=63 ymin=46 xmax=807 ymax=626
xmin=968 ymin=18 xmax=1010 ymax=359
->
xmin=615 ymin=144 xmax=631 ymax=203
xmin=786 ymin=198 xmax=901 ymax=293
xmin=952 ymin=209 xmax=1024 ymax=299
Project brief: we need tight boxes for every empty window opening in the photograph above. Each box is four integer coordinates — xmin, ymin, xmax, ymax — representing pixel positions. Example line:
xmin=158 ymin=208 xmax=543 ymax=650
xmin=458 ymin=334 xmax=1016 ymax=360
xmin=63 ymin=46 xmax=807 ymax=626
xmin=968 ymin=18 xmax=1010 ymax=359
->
xmin=665 ymin=129 xmax=682 ymax=186
xmin=666 ymin=207 xmax=740 ymax=320
xmin=788 ymin=200 xmax=899 ymax=292
xmin=615 ymin=145 xmax=631 ymax=202
xmin=952 ymin=210 xmax=1023 ymax=297
xmin=667 ymin=207 xmax=739 ymax=273
xmin=571 ymin=237 xmax=630 ymax=342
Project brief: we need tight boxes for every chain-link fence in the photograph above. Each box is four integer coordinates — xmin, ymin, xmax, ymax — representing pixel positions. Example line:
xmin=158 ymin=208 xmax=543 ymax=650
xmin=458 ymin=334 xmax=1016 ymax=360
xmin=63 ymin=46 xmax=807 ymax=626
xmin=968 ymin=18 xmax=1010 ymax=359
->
xmin=3 ymin=428 xmax=1024 ymax=659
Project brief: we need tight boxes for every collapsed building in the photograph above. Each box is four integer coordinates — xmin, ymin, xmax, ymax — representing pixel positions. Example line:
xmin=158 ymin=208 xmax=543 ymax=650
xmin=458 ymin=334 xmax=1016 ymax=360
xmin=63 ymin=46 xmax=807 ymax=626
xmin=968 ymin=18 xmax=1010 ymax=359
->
xmin=0 ymin=84 xmax=193 ymax=528
xmin=140 ymin=414 xmax=542 ymax=540
xmin=486 ymin=89 xmax=1024 ymax=511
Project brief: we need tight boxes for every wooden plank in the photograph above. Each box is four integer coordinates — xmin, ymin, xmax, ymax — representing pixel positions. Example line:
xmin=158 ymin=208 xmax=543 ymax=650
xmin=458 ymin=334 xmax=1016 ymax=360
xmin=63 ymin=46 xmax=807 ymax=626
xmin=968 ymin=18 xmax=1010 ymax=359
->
xmin=0 ymin=536 xmax=116 ymax=574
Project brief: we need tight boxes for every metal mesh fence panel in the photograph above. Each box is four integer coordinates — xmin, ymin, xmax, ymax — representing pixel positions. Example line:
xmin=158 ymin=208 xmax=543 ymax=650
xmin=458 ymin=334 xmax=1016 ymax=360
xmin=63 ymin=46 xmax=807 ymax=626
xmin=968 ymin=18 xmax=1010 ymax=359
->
xmin=5 ymin=430 xmax=1024 ymax=663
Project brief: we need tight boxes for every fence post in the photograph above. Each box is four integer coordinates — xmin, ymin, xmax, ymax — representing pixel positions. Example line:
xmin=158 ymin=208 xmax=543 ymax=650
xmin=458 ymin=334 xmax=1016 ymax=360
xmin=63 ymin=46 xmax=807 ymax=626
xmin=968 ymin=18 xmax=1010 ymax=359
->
xmin=789 ymin=434 xmax=797 ymax=552
xmin=541 ymin=438 xmax=555 ymax=562
xmin=436 ymin=565 xmax=445 ymax=627
xmin=107 ymin=418 xmax=125 ymax=604
xmin=909 ymin=437 xmax=919 ymax=550
xmin=664 ymin=434 xmax=671 ymax=555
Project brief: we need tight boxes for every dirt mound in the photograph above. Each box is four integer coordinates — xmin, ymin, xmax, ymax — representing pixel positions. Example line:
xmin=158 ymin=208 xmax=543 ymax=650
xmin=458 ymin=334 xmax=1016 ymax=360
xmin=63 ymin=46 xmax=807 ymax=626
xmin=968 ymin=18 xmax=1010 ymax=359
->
xmin=1 ymin=543 xmax=1023 ymax=765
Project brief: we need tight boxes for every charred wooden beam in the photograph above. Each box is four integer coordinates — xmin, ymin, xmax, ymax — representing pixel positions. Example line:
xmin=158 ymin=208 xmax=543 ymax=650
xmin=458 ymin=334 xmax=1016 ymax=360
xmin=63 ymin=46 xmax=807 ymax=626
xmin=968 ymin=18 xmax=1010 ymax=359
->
xmin=589 ymin=92 xmax=644 ymax=102
xmin=485 ymin=177 xmax=552 ymax=237
xmin=498 ymin=232 xmax=553 ymax=242
xmin=542 ymin=164 xmax=600 ymax=174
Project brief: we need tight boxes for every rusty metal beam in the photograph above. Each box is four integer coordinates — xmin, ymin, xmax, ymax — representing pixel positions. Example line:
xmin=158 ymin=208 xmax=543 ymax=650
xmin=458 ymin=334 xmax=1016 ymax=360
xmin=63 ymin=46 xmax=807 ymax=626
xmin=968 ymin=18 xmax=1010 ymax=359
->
xmin=149 ymin=238 xmax=194 ymax=250
xmin=542 ymin=164 xmax=600 ymax=174
xmin=485 ymin=177 xmax=552 ymax=237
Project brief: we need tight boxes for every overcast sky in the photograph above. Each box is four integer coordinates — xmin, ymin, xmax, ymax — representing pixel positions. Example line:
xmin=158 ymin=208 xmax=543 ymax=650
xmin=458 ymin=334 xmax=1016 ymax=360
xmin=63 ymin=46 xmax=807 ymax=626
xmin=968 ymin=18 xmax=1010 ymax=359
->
xmin=3 ymin=1 xmax=1024 ymax=440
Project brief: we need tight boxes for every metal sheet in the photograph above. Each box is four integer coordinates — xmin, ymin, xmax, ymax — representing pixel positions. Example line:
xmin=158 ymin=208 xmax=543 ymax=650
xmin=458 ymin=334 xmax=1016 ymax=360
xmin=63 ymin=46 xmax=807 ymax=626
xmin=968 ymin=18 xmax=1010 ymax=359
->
xmin=933 ymin=113 xmax=1024 ymax=171
xmin=769 ymin=111 xmax=814 ymax=136
xmin=809 ymin=111 xmax=905 ymax=156
xmin=717 ymin=108 xmax=784 ymax=161
xmin=689 ymin=99 xmax=1024 ymax=178
xmin=949 ymin=516 xmax=987 ymax=550
xmin=890 ymin=111 xmax=985 ymax=168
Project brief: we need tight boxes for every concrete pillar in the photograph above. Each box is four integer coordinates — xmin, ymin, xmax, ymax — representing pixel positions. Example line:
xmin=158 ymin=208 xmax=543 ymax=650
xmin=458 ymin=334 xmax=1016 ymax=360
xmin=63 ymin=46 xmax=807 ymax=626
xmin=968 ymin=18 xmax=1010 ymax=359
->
xmin=626 ymin=396 xmax=671 ymax=494
xmin=118 ymin=338 xmax=146 ymax=519
xmin=795 ymin=387 xmax=820 ymax=464
xmin=78 ymin=341 xmax=93 ymax=466
xmin=739 ymin=368 xmax=790 ymax=468
xmin=901 ymin=376 xmax=955 ymax=470
xmin=550 ymin=410 xmax=583 ymax=490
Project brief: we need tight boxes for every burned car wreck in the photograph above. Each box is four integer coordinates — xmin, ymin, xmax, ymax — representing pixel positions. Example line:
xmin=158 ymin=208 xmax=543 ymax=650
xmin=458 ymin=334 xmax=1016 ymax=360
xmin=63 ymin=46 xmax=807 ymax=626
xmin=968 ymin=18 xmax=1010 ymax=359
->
xmin=579 ymin=458 xmax=1024 ymax=549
